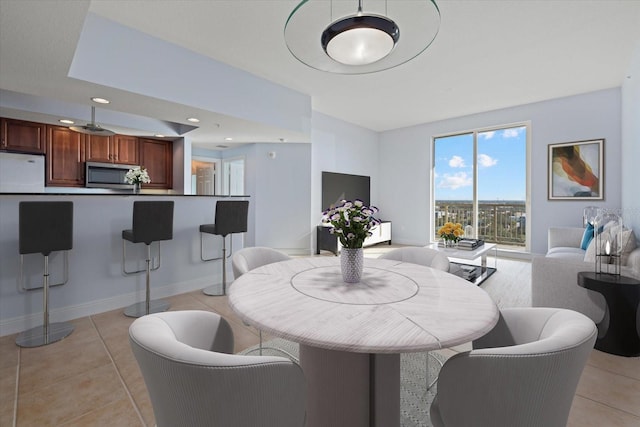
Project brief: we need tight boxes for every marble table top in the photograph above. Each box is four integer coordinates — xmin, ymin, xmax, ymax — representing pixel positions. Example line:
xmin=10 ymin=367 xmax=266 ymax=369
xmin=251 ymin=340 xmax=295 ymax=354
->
xmin=228 ymin=257 xmax=499 ymax=354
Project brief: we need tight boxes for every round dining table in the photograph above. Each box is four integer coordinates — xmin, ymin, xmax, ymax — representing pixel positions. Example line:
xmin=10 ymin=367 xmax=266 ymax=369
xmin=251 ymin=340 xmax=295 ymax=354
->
xmin=228 ymin=256 xmax=499 ymax=427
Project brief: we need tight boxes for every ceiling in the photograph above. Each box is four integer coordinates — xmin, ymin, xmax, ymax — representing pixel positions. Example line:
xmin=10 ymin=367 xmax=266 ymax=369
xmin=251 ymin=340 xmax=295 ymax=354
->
xmin=1 ymin=0 xmax=639 ymax=149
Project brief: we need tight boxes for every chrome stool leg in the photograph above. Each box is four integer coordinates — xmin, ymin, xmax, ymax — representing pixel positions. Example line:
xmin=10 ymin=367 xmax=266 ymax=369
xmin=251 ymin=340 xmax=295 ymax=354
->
xmin=124 ymin=244 xmax=170 ymax=318
xmin=16 ymin=255 xmax=74 ymax=347
xmin=202 ymin=236 xmax=232 ymax=296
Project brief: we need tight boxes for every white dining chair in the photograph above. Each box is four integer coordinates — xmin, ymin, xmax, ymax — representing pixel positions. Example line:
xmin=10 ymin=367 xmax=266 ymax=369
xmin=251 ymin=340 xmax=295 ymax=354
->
xmin=232 ymin=246 xmax=298 ymax=361
xmin=129 ymin=310 xmax=306 ymax=427
xmin=430 ymin=307 xmax=597 ymax=427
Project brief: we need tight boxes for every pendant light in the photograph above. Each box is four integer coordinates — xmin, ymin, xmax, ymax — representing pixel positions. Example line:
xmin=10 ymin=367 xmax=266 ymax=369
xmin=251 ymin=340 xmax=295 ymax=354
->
xmin=69 ymin=106 xmax=115 ymax=136
xmin=321 ymin=1 xmax=399 ymax=66
xmin=285 ymin=0 xmax=441 ymax=74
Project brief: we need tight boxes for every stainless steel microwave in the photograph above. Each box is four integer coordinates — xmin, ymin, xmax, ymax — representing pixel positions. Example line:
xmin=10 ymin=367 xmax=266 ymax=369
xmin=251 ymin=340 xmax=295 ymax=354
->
xmin=85 ymin=162 xmax=137 ymax=189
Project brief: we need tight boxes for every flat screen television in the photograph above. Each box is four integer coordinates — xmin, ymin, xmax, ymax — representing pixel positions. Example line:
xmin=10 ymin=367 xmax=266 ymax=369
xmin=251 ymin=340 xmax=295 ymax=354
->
xmin=321 ymin=171 xmax=370 ymax=210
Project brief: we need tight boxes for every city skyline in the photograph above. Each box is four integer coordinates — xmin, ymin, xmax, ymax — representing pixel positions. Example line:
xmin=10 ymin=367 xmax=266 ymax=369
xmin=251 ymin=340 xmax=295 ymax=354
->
xmin=434 ymin=126 xmax=527 ymax=201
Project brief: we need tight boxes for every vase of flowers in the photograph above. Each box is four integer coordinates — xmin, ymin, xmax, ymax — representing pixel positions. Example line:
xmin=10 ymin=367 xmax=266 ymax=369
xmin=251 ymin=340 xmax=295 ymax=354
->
xmin=322 ymin=200 xmax=380 ymax=283
xmin=124 ymin=166 xmax=151 ymax=193
xmin=438 ymin=222 xmax=464 ymax=248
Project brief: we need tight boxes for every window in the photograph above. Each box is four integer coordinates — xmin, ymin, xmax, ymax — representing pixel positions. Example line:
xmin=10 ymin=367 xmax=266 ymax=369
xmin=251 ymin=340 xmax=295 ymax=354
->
xmin=432 ymin=124 xmax=529 ymax=250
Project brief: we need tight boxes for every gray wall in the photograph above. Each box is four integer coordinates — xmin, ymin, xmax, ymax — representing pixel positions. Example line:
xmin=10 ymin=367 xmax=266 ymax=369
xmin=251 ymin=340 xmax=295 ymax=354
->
xmin=379 ymin=88 xmax=623 ymax=255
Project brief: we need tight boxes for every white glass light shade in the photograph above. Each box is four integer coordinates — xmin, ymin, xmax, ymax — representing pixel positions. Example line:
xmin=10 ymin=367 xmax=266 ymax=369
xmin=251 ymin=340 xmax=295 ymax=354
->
xmin=326 ymin=27 xmax=395 ymax=65
xmin=285 ymin=0 xmax=441 ymax=74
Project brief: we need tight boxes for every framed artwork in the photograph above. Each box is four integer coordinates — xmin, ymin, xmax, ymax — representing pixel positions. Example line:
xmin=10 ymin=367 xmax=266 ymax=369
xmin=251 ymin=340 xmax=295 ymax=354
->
xmin=548 ymin=139 xmax=604 ymax=200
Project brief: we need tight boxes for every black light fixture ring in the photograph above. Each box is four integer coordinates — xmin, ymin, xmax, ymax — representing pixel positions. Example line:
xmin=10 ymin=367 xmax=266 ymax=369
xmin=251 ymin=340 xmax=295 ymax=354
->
xmin=321 ymin=14 xmax=400 ymax=53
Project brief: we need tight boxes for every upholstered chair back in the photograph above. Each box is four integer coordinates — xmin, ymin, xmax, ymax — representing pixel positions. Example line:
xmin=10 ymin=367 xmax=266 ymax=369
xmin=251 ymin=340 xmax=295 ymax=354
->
xmin=129 ymin=310 xmax=306 ymax=427
xmin=379 ymin=246 xmax=450 ymax=272
xmin=430 ymin=307 xmax=597 ymax=427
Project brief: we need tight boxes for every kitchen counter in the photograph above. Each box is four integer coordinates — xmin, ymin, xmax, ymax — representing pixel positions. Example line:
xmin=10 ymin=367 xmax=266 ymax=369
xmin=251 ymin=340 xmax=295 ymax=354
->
xmin=0 ymin=194 xmax=249 ymax=336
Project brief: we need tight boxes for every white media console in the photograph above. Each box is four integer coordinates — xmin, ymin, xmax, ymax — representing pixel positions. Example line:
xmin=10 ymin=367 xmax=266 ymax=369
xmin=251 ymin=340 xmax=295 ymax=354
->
xmin=316 ymin=221 xmax=392 ymax=255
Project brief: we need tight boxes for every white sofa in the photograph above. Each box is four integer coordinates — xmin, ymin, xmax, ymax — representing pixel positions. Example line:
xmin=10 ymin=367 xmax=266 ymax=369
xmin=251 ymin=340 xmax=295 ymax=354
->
xmin=532 ymin=226 xmax=640 ymax=323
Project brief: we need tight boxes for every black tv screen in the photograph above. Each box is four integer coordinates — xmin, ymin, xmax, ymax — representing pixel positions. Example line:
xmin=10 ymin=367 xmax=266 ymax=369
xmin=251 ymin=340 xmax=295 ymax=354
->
xmin=321 ymin=171 xmax=370 ymax=210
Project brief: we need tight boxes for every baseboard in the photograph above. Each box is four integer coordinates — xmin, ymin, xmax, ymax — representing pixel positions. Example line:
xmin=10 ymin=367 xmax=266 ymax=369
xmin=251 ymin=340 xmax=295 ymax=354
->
xmin=0 ymin=276 xmax=213 ymax=337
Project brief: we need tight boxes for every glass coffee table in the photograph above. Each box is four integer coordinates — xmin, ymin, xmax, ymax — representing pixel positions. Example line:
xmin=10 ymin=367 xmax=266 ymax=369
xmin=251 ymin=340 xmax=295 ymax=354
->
xmin=426 ymin=242 xmax=498 ymax=285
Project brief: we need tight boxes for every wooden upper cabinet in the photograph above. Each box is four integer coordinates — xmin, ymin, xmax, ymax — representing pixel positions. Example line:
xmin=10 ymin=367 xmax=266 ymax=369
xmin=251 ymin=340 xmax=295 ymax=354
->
xmin=85 ymin=134 xmax=113 ymax=163
xmin=113 ymin=135 xmax=138 ymax=165
xmin=1 ymin=118 xmax=46 ymax=153
xmin=138 ymin=138 xmax=172 ymax=189
xmin=86 ymin=134 xmax=139 ymax=165
xmin=46 ymin=126 xmax=85 ymax=187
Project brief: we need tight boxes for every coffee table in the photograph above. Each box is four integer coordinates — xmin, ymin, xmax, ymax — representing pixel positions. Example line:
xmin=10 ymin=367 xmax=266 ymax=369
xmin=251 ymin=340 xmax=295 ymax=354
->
xmin=426 ymin=242 xmax=497 ymax=285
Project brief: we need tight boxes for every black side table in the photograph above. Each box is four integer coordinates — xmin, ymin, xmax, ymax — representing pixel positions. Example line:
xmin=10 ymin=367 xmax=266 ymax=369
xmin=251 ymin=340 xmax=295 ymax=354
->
xmin=577 ymin=272 xmax=640 ymax=357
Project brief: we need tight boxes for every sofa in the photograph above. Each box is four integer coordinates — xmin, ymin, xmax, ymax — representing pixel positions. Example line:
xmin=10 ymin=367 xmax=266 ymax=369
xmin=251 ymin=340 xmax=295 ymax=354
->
xmin=532 ymin=226 xmax=640 ymax=323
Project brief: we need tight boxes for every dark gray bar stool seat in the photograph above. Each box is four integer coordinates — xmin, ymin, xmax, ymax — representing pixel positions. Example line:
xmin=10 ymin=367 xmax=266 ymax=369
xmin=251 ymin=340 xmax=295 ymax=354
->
xmin=200 ymin=200 xmax=249 ymax=295
xmin=122 ymin=201 xmax=174 ymax=317
xmin=17 ymin=201 xmax=74 ymax=347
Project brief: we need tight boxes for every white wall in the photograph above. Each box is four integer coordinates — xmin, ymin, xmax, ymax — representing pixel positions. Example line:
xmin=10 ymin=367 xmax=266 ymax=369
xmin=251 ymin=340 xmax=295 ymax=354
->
xmin=379 ymin=89 xmax=623 ymax=255
xmin=222 ymin=142 xmax=312 ymax=255
xmin=311 ymin=112 xmax=380 ymax=223
xmin=622 ymin=41 xmax=640 ymax=236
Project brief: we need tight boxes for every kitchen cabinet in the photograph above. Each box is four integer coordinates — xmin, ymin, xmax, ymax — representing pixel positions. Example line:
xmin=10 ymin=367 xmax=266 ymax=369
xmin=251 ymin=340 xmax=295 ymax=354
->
xmin=1 ymin=118 xmax=46 ymax=154
xmin=138 ymin=138 xmax=172 ymax=189
xmin=46 ymin=126 xmax=85 ymax=187
xmin=85 ymin=134 xmax=138 ymax=165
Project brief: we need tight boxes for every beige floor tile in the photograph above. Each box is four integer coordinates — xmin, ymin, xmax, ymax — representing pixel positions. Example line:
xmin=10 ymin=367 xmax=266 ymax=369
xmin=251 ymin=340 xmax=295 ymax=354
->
xmin=568 ymin=394 xmax=640 ymax=427
xmin=0 ymin=365 xmax=17 ymax=426
xmin=586 ymin=350 xmax=640 ymax=381
xmin=164 ymin=292 xmax=210 ymax=311
xmin=0 ymin=334 xmax=20 ymax=370
xmin=18 ymin=335 xmax=112 ymax=396
xmin=18 ymin=317 xmax=98 ymax=366
xmin=190 ymin=291 xmax=238 ymax=319
xmin=576 ymin=364 xmax=640 ymax=417
xmin=91 ymin=308 xmax=137 ymax=342
xmin=125 ymin=373 xmax=155 ymax=427
xmin=60 ymin=396 xmax=143 ymax=427
xmin=17 ymin=363 xmax=127 ymax=426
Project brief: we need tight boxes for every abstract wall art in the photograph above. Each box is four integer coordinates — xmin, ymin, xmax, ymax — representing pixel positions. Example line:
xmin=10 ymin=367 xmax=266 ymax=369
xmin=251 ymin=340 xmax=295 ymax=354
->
xmin=548 ymin=139 xmax=604 ymax=200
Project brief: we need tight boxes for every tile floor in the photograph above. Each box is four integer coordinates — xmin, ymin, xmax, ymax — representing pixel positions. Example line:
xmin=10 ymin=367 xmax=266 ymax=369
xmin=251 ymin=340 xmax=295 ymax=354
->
xmin=1 ymin=255 xmax=639 ymax=426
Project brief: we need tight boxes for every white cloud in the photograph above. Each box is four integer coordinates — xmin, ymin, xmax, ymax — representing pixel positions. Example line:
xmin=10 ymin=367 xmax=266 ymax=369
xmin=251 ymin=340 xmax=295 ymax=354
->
xmin=438 ymin=172 xmax=472 ymax=190
xmin=448 ymin=155 xmax=466 ymax=168
xmin=479 ymin=131 xmax=495 ymax=139
xmin=478 ymin=153 xmax=498 ymax=168
xmin=502 ymin=128 xmax=522 ymax=138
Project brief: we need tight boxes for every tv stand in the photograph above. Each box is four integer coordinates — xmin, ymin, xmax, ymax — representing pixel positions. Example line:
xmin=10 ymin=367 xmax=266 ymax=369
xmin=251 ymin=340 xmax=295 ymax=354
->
xmin=316 ymin=221 xmax=392 ymax=256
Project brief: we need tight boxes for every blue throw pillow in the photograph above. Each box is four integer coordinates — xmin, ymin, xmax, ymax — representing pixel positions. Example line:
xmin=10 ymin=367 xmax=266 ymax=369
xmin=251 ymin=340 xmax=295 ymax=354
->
xmin=581 ymin=222 xmax=594 ymax=250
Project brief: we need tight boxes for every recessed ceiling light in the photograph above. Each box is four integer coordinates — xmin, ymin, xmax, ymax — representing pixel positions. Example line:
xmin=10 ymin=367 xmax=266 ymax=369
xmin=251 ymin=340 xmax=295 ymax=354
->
xmin=224 ymin=137 xmax=233 ymax=141
xmin=187 ymin=117 xmax=200 ymax=123
xmin=91 ymin=97 xmax=110 ymax=104
xmin=59 ymin=119 xmax=74 ymax=124
xmin=154 ymin=134 xmax=165 ymax=138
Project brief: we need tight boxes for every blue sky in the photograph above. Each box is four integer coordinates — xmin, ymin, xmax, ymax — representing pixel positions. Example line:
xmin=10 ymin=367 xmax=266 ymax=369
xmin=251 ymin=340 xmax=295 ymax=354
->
xmin=434 ymin=126 xmax=526 ymax=201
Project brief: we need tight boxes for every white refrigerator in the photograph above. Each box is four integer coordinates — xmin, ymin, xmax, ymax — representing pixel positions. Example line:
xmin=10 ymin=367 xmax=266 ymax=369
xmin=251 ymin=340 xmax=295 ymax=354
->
xmin=0 ymin=152 xmax=45 ymax=193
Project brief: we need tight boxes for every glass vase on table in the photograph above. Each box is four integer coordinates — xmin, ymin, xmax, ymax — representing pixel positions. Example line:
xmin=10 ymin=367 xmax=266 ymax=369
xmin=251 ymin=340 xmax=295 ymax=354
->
xmin=340 ymin=247 xmax=364 ymax=283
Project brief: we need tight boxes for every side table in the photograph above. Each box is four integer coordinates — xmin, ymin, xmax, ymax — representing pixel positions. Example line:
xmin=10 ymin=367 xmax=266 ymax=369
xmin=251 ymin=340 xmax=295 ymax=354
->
xmin=577 ymin=271 xmax=640 ymax=357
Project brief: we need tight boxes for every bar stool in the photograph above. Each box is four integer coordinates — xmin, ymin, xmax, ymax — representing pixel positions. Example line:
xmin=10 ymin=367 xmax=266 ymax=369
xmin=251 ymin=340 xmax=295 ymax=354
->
xmin=17 ymin=201 xmax=74 ymax=347
xmin=122 ymin=201 xmax=174 ymax=317
xmin=200 ymin=200 xmax=249 ymax=296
